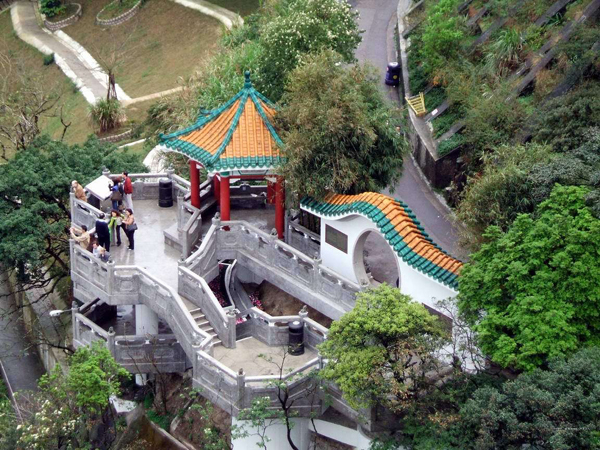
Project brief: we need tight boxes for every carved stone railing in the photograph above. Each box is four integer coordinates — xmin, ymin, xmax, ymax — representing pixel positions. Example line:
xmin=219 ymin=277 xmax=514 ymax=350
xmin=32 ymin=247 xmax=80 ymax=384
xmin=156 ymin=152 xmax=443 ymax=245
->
xmin=193 ymin=349 xmax=322 ymax=416
xmin=184 ymin=220 xmax=361 ymax=320
xmin=113 ymin=335 xmax=186 ymax=373
xmin=178 ymin=266 xmax=236 ymax=348
xmin=72 ymin=311 xmax=109 ymax=348
xmin=286 ymin=219 xmax=321 ymax=258
xmin=237 ymin=308 xmax=328 ymax=351
xmin=70 ymin=241 xmax=213 ymax=359
xmin=72 ymin=312 xmax=187 ymax=373
xmin=70 ymin=193 xmax=104 ymax=231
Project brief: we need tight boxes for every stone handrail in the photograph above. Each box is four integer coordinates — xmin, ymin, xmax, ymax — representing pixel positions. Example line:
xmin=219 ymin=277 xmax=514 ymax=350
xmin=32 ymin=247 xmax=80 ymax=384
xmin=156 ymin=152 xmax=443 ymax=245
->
xmin=239 ymin=307 xmax=328 ymax=350
xmin=178 ymin=266 xmax=236 ymax=347
xmin=201 ymin=220 xmax=361 ymax=318
xmin=285 ymin=218 xmax=321 ymax=256
xmin=70 ymin=242 xmax=214 ymax=358
xmin=171 ymin=174 xmax=190 ymax=189
xmin=72 ymin=311 xmax=109 ymax=348
xmin=179 ymin=201 xmax=201 ymax=258
xmin=70 ymin=193 xmax=104 ymax=231
xmin=245 ymin=357 xmax=320 ymax=382
xmin=113 ymin=334 xmax=187 ymax=373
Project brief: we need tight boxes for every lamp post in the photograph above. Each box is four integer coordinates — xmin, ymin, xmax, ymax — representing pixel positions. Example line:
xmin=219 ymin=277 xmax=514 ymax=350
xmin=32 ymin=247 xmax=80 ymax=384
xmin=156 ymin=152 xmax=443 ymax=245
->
xmin=49 ymin=308 xmax=77 ymax=318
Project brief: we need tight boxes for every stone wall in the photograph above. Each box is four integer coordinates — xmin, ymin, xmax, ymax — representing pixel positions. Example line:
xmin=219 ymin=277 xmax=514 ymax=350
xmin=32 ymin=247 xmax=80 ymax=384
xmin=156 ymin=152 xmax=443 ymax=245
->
xmin=98 ymin=129 xmax=133 ymax=144
xmin=96 ymin=0 xmax=142 ymax=26
xmin=397 ymin=0 xmax=461 ymax=189
xmin=44 ymin=3 xmax=82 ymax=31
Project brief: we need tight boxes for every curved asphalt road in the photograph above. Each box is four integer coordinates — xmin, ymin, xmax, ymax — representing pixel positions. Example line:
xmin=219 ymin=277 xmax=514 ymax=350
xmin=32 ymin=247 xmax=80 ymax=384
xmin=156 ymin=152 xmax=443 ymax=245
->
xmin=351 ymin=0 xmax=466 ymax=259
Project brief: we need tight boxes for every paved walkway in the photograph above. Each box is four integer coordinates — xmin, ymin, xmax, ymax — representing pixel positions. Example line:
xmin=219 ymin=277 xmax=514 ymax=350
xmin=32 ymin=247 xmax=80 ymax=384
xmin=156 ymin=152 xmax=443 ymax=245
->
xmin=351 ymin=0 xmax=465 ymax=258
xmin=11 ymin=1 xmax=106 ymax=103
xmin=0 ymin=271 xmax=45 ymax=416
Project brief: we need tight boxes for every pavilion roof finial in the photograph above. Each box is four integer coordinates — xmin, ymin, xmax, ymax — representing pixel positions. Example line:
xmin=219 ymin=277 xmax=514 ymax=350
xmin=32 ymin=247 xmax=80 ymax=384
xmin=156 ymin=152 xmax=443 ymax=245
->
xmin=244 ymin=71 xmax=252 ymax=88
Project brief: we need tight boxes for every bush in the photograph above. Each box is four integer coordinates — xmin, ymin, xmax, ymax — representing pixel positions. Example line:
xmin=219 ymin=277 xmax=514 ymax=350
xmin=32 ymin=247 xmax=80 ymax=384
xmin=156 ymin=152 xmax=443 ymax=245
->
xmin=40 ymin=0 xmax=65 ymax=17
xmin=421 ymin=0 xmax=466 ymax=76
xmin=43 ymin=53 xmax=55 ymax=66
xmin=532 ymin=82 xmax=600 ymax=152
xmin=88 ymin=98 xmax=124 ymax=133
xmin=456 ymin=143 xmax=551 ymax=244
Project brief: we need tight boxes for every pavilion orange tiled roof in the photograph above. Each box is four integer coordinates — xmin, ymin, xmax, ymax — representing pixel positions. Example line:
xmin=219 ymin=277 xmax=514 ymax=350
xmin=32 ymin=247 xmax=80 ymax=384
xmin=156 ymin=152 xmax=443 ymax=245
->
xmin=301 ymin=192 xmax=462 ymax=289
xmin=159 ymin=72 xmax=284 ymax=174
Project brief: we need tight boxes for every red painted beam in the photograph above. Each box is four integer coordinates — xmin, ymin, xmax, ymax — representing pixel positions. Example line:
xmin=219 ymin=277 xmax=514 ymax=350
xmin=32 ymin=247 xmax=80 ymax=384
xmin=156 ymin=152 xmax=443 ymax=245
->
xmin=189 ymin=160 xmax=201 ymax=209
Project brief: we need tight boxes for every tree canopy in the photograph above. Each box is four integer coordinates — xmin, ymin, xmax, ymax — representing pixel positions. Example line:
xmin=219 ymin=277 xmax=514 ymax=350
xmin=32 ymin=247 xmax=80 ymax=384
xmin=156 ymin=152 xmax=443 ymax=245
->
xmin=278 ymin=50 xmax=405 ymax=200
xmin=456 ymin=347 xmax=600 ymax=450
xmin=319 ymin=285 xmax=448 ymax=412
xmin=7 ymin=342 xmax=129 ymax=450
xmin=458 ymin=185 xmax=600 ymax=370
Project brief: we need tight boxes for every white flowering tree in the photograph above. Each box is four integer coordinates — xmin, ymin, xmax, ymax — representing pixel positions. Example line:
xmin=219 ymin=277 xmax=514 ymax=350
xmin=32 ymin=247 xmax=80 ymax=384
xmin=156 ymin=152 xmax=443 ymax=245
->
xmin=259 ymin=0 xmax=362 ymax=100
xmin=9 ymin=342 xmax=129 ymax=449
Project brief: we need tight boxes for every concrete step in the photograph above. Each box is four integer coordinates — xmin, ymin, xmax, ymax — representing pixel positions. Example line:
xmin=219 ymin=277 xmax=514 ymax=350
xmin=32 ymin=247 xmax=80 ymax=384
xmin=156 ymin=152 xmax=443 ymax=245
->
xmin=213 ymin=339 xmax=222 ymax=347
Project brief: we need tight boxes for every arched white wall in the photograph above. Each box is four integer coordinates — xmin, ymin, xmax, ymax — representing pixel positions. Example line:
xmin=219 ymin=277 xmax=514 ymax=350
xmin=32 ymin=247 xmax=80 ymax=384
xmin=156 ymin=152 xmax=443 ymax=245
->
xmin=352 ymin=228 xmax=402 ymax=287
xmin=319 ymin=214 xmax=457 ymax=309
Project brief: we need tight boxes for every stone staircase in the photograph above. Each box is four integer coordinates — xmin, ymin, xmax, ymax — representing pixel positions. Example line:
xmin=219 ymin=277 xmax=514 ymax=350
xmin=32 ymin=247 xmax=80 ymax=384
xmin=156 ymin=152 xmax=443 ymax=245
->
xmin=186 ymin=303 xmax=222 ymax=347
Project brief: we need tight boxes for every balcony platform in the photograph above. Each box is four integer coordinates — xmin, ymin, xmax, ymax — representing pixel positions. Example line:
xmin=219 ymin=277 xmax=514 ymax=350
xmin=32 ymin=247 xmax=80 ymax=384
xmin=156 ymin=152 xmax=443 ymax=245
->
xmin=109 ymin=200 xmax=277 ymax=289
xmin=213 ymin=336 xmax=317 ymax=377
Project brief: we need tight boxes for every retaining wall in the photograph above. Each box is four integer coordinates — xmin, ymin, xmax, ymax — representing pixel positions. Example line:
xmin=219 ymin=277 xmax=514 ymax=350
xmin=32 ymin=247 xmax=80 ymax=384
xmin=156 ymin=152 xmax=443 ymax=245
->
xmin=44 ymin=3 xmax=82 ymax=31
xmin=96 ymin=0 xmax=141 ymax=26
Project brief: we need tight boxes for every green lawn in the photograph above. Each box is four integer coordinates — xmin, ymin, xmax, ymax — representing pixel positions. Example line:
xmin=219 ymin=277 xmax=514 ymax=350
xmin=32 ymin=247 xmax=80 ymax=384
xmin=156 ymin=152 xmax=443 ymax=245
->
xmin=64 ymin=0 xmax=223 ymax=98
xmin=0 ymin=10 xmax=95 ymax=151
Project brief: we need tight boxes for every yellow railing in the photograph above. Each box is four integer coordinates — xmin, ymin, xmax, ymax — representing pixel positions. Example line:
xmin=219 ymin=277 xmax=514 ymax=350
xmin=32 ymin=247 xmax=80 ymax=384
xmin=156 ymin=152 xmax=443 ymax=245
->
xmin=406 ymin=92 xmax=427 ymax=117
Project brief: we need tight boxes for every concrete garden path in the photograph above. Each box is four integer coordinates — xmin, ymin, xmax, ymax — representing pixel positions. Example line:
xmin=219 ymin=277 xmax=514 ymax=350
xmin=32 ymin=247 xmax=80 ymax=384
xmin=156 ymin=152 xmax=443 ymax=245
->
xmin=351 ymin=0 xmax=466 ymax=259
xmin=11 ymin=1 xmax=109 ymax=103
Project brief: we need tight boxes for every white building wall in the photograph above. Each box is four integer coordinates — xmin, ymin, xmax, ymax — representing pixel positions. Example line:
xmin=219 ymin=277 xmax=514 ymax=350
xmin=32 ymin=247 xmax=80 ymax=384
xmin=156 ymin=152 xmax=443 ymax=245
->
xmin=319 ymin=214 xmax=457 ymax=310
xmin=232 ymin=418 xmax=375 ymax=450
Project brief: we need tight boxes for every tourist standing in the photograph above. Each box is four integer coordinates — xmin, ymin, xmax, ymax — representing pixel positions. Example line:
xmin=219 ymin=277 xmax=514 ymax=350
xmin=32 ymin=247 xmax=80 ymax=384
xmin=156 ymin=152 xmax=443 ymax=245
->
xmin=108 ymin=209 xmax=123 ymax=247
xmin=123 ymin=209 xmax=137 ymax=251
xmin=71 ymin=180 xmax=87 ymax=202
xmin=122 ymin=172 xmax=134 ymax=211
xmin=110 ymin=179 xmax=123 ymax=210
xmin=95 ymin=213 xmax=111 ymax=252
xmin=70 ymin=225 xmax=90 ymax=249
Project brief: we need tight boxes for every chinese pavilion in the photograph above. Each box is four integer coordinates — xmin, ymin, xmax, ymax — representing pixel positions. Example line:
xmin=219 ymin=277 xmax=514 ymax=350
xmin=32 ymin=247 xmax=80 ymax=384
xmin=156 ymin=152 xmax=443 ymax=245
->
xmin=157 ymin=72 xmax=287 ymax=238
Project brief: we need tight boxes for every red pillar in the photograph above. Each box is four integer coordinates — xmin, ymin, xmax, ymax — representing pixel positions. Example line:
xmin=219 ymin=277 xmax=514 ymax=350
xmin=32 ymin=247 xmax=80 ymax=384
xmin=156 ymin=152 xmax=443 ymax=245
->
xmin=213 ymin=175 xmax=221 ymax=206
xmin=275 ymin=176 xmax=285 ymax=239
xmin=220 ymin=175 xmax=230 ymax=221
xmin=189 ymin=160 xmax=201 ymax=209
xmin=266 ymin=179 xmax=275 ymax=204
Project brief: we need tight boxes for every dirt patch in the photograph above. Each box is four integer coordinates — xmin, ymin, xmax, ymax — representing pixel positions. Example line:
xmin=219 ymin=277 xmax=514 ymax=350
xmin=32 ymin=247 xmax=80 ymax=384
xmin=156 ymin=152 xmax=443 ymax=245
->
xmin=245 ymin=281 xmax=333 ymax=328
xmin=168 ymin=377 xmax=232 ymax=449
xmin=314 ymin=434 xmax=354 ymax=450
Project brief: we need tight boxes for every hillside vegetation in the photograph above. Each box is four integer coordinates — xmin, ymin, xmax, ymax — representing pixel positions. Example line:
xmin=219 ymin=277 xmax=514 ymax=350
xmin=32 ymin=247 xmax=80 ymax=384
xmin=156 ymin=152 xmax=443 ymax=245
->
xmin=404 ymin=0 xmax=600 ymax=243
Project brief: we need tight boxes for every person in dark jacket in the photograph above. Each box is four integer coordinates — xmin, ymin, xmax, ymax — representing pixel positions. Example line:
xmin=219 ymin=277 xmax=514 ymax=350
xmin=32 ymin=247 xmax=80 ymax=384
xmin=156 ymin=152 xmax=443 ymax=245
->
xmin=95 ymin=213 xmax=111 ymax=252
xmin=110 ymin=179 xmax=123 ymax=210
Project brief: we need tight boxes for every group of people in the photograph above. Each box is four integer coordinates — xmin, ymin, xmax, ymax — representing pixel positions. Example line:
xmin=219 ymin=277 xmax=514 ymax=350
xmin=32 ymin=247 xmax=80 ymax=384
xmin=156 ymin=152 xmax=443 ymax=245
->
xmin=70 ymin=209 xmax=137 ymax=260
xmin=70 ymin=172 xmax=138 ymax=261
xmin=109 ymin=172 xmax=134 ymax=212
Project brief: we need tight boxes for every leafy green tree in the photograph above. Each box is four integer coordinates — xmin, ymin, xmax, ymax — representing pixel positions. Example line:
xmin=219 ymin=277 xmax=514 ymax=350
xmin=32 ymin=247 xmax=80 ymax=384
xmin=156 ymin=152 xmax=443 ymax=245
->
xmin=258 ymin=0 xmax=361 ymax=101
xmin=456 ymin=347 xmax=600 ymax=450
xmin=319 ymin=285 xmax=449 ymax=412
xmin=458 ymin=185 xmax=600 ymax=371
xmin=456 ymin=143 xmax=551 ymax=245
xmin=278 ymin=51 xmax=404 ymax=200
xmin=532 ymin=82 xmax=600 ymax=152
xmin=0 ymin=136 xmax=144 ymax=300
xmin=528 ymin=128 xmax=600 ymax=215
xmin=13 ymin=342 xmax=129 ymax=449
